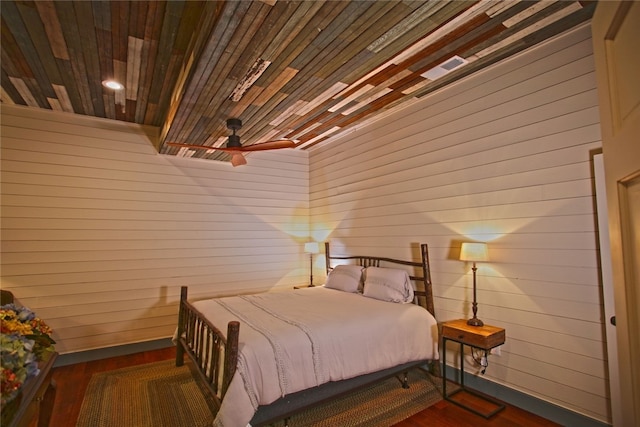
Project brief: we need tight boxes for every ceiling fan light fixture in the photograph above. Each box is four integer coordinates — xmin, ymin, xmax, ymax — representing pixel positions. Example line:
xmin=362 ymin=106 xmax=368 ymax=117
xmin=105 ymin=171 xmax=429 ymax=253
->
xmin=231 ymin=153 xmax=247 ymax=167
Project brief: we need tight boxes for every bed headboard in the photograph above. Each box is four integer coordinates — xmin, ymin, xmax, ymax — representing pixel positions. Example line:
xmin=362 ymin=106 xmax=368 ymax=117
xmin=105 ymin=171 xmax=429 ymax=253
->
xmin=324 ymin=242 xmax=436 ymax=319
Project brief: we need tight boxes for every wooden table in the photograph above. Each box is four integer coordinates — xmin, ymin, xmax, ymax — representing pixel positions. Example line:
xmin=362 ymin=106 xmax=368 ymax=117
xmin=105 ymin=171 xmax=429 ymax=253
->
xmin=441 ymin=319 xmax=506 ymax=418
xmin=1 ymin=351 xmax=58 ymax=427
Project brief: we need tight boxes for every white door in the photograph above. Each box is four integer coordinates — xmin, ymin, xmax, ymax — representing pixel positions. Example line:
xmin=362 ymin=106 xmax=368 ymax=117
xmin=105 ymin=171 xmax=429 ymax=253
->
xmin=593 ymin=153 xmax=621 ymax=426
xmin=592 ymin=2 xmax=640 ymax=426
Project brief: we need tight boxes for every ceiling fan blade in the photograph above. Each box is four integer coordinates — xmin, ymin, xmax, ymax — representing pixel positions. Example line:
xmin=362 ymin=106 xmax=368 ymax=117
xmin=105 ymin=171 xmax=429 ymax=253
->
xmin=230 ymin=153 xmax=247 ymax=167
xmin=237 ymin=140 xmax=296 ymax=151
xmin=165 ymin=139 xmax=295 ymax=152
xmin=165 ymin=142 xmax=239 ymax=152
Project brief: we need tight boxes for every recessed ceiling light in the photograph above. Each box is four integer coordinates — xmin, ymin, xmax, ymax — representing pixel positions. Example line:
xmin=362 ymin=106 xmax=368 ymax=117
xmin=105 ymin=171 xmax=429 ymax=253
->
xmin=102 ymin=80 xmax=124 ymax=90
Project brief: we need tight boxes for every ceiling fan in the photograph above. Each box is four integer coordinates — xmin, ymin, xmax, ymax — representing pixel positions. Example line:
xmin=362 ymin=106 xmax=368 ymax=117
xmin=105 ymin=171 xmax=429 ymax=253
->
xmin=165 ymin=118 xmax=296 ymax=166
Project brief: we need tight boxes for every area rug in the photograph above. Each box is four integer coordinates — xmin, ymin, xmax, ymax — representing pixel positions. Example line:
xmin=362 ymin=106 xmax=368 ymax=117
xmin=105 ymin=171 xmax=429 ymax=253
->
xmin=76 ymin=360 xmax=442 ymax=427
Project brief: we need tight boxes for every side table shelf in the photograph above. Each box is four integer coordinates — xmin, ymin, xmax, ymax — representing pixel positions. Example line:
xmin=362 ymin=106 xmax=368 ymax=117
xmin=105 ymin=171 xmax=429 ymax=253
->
xmin=1 ymin=351 xmax=58 ymax=427
xmin=441 ymin=319 xmax=506 ymax=418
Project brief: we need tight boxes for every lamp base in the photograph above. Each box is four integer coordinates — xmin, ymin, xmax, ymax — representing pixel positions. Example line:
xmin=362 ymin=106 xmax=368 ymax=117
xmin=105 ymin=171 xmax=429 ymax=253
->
xmin=467 ymin=317 xmax=484 ymax=327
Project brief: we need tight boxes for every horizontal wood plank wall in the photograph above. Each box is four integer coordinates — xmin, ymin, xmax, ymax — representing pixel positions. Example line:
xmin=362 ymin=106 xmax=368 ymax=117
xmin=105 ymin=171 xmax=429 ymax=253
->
xmin=308 ymin=24 xmax=608 ymax=424
xmin=0 ymin=104 xmax=309 ymax=354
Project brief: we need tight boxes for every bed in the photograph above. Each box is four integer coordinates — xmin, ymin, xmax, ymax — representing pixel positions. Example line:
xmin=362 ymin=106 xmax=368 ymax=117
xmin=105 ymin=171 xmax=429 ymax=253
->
xmin=175 ymin=242 xmax=439 ymax=427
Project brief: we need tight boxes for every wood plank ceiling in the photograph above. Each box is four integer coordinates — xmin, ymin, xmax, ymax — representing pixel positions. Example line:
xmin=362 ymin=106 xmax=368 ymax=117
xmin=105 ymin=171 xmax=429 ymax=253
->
xmin=1 ymin=0 xmax=595 ymax=164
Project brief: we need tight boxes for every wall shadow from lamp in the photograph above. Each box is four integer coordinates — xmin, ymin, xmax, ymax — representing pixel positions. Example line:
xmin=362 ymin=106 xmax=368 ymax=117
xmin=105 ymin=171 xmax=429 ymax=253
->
xmin=460 ymin=242 xmax=489 ymax=327
xmin=304 ymin=242 xmax=320 ymax=286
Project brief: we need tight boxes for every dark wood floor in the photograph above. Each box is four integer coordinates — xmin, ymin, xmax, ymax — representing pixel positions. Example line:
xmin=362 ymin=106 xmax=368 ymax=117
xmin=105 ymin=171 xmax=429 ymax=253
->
xmin=50 ymin=347 xmax=559 ymax=427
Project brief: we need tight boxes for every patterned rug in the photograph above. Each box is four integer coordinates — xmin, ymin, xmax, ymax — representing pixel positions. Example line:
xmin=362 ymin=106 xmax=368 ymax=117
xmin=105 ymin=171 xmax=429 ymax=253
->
xmin=76 ymin=360 xmax=442 ymax=427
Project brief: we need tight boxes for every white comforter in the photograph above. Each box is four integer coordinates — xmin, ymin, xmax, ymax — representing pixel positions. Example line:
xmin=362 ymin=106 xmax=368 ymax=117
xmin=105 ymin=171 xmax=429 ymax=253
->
xmin=191 ymin=286 xmax=438 ymax=427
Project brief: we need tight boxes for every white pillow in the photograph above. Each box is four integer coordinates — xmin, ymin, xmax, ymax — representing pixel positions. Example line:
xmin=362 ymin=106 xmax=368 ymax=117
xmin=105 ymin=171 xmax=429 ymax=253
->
xmin=324 ymin=265 xmax=364 ymax=293
xmin=363 ymin=267 xmax=414 ymax=303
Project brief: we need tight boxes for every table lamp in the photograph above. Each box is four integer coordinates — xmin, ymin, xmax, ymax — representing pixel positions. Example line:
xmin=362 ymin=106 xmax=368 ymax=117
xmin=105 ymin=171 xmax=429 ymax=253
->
xmin=304 ymin=242 xmax=319 ymax=286
xmin=459 ymin=242 xmax=489 ymax=327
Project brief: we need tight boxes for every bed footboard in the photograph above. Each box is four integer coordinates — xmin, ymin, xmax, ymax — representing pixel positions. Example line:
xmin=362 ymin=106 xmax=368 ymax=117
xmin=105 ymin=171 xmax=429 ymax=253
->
xmin=176 ymin=286 xmax=239 ymax=408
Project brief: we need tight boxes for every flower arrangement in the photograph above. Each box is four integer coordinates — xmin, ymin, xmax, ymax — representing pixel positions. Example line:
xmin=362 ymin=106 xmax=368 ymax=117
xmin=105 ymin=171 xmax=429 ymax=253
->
xmin=1 ymin=304 xmax=56 ymax=405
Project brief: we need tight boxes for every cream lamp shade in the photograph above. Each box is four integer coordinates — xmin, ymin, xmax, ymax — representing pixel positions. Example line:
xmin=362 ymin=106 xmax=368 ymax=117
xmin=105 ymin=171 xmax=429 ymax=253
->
xmin=304 ymin=242 xmax=320 ymax=254
xmin=459 ymin=242 xmax=488 ymax=262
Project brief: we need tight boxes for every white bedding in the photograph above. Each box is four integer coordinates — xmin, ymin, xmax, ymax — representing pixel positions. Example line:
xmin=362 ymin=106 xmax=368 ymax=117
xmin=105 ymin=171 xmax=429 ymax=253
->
xmin=191 ymin=286 xmax=439 ymax=427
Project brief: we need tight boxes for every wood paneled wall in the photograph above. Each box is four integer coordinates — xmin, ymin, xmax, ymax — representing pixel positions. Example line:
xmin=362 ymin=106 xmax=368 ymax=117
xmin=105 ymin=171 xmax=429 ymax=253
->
xmin=0 ymin=105 xmax=309 ymax=354
xmin=309 ymin=24 xmax=608 ymax=424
